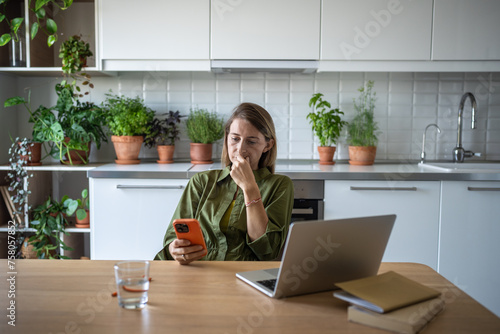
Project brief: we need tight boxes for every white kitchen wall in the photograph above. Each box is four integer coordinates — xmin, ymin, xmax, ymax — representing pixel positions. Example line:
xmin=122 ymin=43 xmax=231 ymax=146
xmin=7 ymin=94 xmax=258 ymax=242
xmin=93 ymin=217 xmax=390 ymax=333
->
xmin=4 ymin=71 xmax=500 ymax=163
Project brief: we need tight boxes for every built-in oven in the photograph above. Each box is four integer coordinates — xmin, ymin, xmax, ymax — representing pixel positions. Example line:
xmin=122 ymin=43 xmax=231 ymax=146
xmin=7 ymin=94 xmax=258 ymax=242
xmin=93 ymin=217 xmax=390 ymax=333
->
xmin=290 ymin=180 xmax=324 ymax=222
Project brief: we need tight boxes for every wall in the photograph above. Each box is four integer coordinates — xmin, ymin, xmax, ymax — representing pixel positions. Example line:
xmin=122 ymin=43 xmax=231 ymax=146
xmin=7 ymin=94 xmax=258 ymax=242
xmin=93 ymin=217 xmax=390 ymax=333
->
xmin=0 ymin=73 xmax=19 ymax=163
xmin=6 ymin=71 xmax=500 ymax=164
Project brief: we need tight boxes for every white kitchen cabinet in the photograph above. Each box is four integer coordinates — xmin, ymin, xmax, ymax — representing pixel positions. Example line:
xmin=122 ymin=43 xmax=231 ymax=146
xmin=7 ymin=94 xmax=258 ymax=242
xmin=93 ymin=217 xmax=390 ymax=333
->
xmin=439 ymin=181 xmax=500 ymax=317
xmin=433 ymin=0 xmax=500 ymax=60
xmin=321 ymin=0 xmax=433 ymax=60
xmin=210 ymin=0 xmax=320 ymax=60
xmin=324 ymin=180 xmax=440 ymax=269
xmin=90 ymin=178 xmax=188 ymax=260
xmin=99 ymin=0 xmax=209 ymax=70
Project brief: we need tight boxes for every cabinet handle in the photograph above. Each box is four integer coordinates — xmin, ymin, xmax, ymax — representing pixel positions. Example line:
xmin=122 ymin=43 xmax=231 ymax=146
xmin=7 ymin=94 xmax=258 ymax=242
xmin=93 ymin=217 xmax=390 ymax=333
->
xmin=467 ymin=187 xmax=500 ymax=192
xmin=116 ymin=185 xmax=185 ymax=190
xmin=350 ymin=186 xmax=417 ymax=191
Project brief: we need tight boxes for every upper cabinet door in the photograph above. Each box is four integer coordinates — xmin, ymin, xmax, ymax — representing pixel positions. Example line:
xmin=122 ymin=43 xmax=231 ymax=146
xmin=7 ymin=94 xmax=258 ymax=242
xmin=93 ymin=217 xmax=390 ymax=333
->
xmin=100 ymin=0 xmax=209 ymax=60
xmin=321 ymin=0 xmax=433 ymax=60
xmin=211 ymin=0 xmax=320 ymax=60
xmin=433 ymin=0 xmax=500 ymax=60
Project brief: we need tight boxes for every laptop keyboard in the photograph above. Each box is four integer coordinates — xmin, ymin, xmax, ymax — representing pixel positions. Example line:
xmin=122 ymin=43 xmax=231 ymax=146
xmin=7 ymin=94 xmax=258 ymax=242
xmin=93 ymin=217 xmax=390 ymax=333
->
xmin=257 ymin=279 xmax=277 ymax=290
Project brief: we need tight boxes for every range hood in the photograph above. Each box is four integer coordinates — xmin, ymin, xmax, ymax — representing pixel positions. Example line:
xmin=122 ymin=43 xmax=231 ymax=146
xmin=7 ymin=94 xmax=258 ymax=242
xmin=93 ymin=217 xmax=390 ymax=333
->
xmin=211 ymin=60 xmax=318 ymax=74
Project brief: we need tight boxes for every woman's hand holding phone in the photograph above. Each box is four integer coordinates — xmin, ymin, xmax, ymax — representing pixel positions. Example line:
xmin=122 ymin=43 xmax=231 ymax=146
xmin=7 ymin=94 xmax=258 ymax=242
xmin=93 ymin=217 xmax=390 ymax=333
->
xmin=170 ymin=219 xmax=207 ymax=265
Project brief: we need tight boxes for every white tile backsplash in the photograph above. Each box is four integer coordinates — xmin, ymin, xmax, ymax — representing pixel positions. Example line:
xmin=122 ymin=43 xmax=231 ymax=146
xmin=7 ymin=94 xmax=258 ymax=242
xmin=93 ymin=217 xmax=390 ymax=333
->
xmin=5 ymin=71 xmax=500 ymax=162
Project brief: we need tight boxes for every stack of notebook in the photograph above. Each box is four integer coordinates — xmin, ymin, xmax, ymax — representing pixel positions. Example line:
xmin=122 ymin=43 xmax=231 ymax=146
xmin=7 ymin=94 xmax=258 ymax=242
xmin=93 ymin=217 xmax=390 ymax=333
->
xmin=334 ymin=271 xmax=445 ymax=334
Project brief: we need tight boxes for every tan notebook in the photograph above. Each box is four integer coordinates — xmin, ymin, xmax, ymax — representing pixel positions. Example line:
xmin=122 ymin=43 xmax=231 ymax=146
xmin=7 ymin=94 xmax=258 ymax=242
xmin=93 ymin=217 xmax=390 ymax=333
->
xmin=348 ymin=297 xmax=445 ymax=334
xmin=334 ymin=271 xmax=441 ymax=313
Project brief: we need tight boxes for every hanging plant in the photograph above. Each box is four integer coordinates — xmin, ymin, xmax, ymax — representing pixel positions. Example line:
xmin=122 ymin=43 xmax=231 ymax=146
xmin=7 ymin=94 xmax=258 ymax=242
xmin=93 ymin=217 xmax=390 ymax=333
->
xmin=59 ymin=35 xmax=94 ymax=97
xmin=0 ymin=0 xmax=74 ymax=48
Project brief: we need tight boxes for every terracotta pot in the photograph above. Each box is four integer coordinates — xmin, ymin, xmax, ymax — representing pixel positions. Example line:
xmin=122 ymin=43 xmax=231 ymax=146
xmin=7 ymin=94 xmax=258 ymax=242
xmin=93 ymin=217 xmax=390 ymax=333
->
xmin=62 ymin=137 xmax=91 ymax=165
xmin=76 ymin=209 xmax=90 ymax=228
xmin=19 ymin=141 xmax=42 ymax=166
xmin=348 ymin=146 xmax=377 ymax=165
xmin=317 ymin=146 xmax=336 ymax=165
xmin=190 ymin=143 xmax=213 ymax=164
xmin=157 ymin=145 xmax=175 ymax=164
xmin=111 ymin=135 xmax=143 ymax=164
xmin=20 ymin=237 xmax=38 ymax=259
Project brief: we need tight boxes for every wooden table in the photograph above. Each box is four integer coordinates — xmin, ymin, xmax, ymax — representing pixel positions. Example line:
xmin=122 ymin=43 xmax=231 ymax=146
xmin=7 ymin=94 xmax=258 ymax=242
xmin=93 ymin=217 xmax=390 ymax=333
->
xmin=1 ymin=260 xmax=499 ymax=333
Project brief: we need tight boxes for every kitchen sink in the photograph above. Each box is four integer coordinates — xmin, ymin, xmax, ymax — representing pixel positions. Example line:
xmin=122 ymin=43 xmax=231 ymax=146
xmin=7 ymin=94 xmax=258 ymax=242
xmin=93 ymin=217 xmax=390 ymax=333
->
xmin=419 ymin=162 xmax=500 ymax=172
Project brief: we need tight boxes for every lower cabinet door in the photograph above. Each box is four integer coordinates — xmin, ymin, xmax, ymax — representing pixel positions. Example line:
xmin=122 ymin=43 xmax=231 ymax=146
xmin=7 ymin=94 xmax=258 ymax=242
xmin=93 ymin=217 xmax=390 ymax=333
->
xmin=439 ymin=181 xmax=500 ymax=317
xmin=324 ymin=180 xmax=440 ymax=269
xmin=90 ymin=178 xmax=188 ymax=260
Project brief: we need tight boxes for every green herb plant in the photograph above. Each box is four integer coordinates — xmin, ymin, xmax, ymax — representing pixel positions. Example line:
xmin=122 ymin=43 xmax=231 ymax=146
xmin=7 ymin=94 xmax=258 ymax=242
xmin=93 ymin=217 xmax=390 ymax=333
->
xmin=348 ymin=80 xmax=379 ymax=147
xmin=29 ymin=195 xmax=77 ymax=259
xmin=307 ymin=93 xmax=347 ymax=147
xmin=0 ymin=0 xmax=74 ymax=48
xmin=144 ymin=111 xmax=183 ymax=148
xmin=103 ymin=92 xmax=155 ymax=137
xmin=185 ymin=108 xmax=224 ymax=144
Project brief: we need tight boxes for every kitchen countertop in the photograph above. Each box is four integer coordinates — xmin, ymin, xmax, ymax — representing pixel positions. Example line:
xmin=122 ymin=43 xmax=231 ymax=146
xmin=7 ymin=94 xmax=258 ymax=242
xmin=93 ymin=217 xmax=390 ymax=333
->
xmin=86 ymin=160 xmax=500 ymax=181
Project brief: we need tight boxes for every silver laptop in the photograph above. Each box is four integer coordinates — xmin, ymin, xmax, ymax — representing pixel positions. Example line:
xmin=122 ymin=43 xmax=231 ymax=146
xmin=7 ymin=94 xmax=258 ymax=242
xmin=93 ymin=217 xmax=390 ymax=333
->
xmin=236 ymin=214 xmax=396 ymax=298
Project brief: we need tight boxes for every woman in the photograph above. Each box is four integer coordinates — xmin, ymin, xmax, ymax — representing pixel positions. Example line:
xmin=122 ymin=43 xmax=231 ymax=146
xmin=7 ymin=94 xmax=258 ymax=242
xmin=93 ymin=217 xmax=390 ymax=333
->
xmin=154 ymin=102 xmax=294 ymax=263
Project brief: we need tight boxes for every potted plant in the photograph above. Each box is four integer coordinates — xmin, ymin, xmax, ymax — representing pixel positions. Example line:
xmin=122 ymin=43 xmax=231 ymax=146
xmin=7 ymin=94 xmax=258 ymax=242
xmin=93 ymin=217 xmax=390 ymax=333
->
xmin=103 ymin=92 xmax=155 ymax=164
xmin=72 ymin=188 xmax=89 ymax=228
xmin=347 ymin=80 xmax=380 ymax=166
xmin=308 ymin=93 xmax=348 ymax=165
xmin=53 ymin=84 xmax=107 ymax=165
xmin=185 ymin=108 xmax=225 ymax=164
xmin=29 ymin=195 xmax=77 ymax=259
xmin=144 ymin=111 xmax=183 ymax=164
xmin=4 ymin=92 xmax=50 ymax=165
xmin=59 ymin=35 xmax=94 ymax=97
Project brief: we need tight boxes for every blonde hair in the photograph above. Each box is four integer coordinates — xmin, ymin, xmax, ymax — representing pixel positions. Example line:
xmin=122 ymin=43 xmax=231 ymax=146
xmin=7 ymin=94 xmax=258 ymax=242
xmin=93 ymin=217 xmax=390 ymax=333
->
xmin=221 ymin=103 xmax=277 ymax=173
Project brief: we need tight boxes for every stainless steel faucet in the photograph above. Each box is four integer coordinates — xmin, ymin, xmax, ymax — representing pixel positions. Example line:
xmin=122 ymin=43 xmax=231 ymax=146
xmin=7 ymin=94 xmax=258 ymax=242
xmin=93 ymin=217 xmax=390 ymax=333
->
xmin=421 ymin=124 xmax=441 ymax=163
xmin=452 ymin=92 xmax=478 ymax=162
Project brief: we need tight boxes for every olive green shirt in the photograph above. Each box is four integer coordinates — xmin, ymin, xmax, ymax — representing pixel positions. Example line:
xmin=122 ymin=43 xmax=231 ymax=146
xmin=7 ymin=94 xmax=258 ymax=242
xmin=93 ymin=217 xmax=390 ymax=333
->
xmin=154 ymin=166 xmax=294 ymax=261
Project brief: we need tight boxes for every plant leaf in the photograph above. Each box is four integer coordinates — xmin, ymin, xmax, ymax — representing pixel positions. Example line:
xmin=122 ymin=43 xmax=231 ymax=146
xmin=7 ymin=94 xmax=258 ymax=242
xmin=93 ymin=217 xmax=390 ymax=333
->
xmin=30 ymin=22 xmax=39 ymax=40
xmin=0 ymin=33 xmax=11 ymax=46
xmin=11 ymin=17 xmax=24 ymax=35
xmin=35 ymin=8 xmax=46 ymax=19
xmin=35 ymin=0 xmax=52 ymax=12
xmin=4 ymin=96 xmax=25 ymax=107
xmin=46 ymin=18 xmax=57 ymax=35
xmin=47 ymin=34 xmax=56 ymax=47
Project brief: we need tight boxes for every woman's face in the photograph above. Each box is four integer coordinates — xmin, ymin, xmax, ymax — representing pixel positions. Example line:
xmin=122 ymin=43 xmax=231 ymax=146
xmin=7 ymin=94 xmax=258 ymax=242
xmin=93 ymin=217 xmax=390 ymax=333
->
xmin=227 ymin=118 xmax=274 ymax=170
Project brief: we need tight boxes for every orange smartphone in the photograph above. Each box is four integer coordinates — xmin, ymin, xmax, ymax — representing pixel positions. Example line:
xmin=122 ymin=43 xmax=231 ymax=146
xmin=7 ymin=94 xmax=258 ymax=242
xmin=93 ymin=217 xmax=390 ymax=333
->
xmin=173 ymin=219 xmax=207 ymax=251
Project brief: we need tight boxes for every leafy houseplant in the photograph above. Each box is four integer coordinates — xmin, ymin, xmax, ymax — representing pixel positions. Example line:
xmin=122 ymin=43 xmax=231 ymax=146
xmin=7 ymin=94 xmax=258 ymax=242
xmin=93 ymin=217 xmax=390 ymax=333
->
xmin=308 ymin=93 xmax=348 ymax=165
xmin=185 ymin=108 xmax=224 ymax=164
xmin=0 ymin=0 xmax=73 ymax=48
xmin=72 ymin=188 xmax=89 ymax=228
xmin=59 ymin=35 xmax=94 ymax=97
xmin=29 ymin=195 xmax=77 ymax=259
xmin=103 ymin=92 xmax=155 ymax=164
xmin=5 ymin=85 xmax=107 ymax=165
xmin=53 ymin=84 xmax=107 ymax=164
xmin=347 ymin=80 xmax=379 ymax=165
xmin=144 ymin=111 xmax=183 ymax=164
